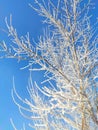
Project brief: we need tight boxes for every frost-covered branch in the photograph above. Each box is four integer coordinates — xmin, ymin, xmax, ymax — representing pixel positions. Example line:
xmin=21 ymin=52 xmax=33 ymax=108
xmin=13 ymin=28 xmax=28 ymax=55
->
xmin=0 ymin=0 xmax=98 ymax=129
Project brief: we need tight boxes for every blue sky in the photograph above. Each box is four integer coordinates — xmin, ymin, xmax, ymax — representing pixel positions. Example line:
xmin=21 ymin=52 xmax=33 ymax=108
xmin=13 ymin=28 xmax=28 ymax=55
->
xmin=0 ymin=0 xmax=98 ymax=130
xmin=0 ymin=0 xmax=44 ymax=129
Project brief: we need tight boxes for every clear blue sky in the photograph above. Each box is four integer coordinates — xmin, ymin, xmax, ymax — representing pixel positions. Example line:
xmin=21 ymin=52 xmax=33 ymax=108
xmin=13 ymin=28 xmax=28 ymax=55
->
xmin=0 ymin=0 xmax=98 ymax=130
xmin=0 ymin=0 xmax=43 ymax=129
